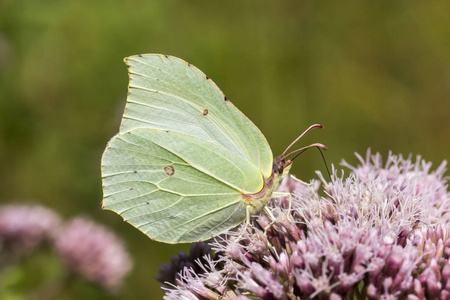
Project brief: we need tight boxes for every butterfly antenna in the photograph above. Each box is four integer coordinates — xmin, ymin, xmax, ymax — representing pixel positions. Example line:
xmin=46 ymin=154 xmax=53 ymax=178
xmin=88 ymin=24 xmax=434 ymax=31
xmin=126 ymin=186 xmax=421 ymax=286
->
xmin=318 ymin=147 xmax=332 ymax=181
xmin=282 ymin=143 xmax=327 ymax=160
xmin=290 ymin=145 xmax=332 ymax=181
xmin=281 ymin=124 xmax=324 ymax=158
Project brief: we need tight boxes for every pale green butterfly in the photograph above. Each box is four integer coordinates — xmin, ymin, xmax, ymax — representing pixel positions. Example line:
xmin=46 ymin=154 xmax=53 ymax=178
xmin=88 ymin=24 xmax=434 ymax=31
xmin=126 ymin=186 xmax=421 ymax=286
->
xmin=101 ymin=54 xmax=326 ymax=244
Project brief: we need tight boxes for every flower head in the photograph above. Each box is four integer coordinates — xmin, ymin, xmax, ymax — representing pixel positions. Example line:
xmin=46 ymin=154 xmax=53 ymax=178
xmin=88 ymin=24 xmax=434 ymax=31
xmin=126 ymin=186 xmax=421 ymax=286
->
xmin=54 ymin=217 xmax=133 ymax=292
xmin=0 ymin=204 xmax=61 ymax=252
xmin=160 ymin=150 xmax=450 ymax=299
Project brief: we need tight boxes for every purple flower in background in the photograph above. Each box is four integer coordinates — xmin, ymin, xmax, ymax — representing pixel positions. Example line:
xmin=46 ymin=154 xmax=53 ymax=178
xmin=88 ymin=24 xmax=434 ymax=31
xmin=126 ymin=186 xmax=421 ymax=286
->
xmin=54 ymin=217 xmax=133 ymax=292
xmin=0 ymin=204 xmax=132 ymax=296
xmin=160 ymin=150 xmax=450 ymax=299
xmin=0 ymin=204 xmax=61 ymax=252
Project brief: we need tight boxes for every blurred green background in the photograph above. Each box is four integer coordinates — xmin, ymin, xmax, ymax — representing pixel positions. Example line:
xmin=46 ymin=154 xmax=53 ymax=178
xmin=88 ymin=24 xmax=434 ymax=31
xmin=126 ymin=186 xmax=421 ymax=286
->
xmin=1 ymin=0 xmax=449 ymax=299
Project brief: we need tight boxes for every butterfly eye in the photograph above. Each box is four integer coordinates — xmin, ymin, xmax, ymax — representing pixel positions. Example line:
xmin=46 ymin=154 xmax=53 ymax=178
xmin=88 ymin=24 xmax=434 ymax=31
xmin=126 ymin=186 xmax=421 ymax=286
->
xmin=278 ymin=164 xmax=284 ymax=174
xmin=273 ymin=158 xmax=285 ymax=175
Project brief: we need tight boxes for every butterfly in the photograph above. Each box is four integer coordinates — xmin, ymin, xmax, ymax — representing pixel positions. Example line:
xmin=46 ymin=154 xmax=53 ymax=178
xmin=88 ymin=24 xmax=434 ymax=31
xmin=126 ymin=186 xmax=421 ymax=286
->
xmin=101 ymin=54 xmax=326 ymax=243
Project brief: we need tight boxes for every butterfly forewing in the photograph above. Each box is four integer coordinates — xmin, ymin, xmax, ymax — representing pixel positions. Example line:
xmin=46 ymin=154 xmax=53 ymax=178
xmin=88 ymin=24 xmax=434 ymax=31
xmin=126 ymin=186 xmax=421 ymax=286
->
xmin=122 ymin=54 xmax=273 ymax=178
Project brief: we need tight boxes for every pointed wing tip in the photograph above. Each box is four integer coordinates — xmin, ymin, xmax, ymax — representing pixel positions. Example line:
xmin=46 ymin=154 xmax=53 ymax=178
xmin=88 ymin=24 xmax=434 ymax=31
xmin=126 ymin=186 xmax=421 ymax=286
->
xmin=123 ymin=54 xmax=146 ymax=65
xmin=124 ymin=53 xmax=172 ymax=62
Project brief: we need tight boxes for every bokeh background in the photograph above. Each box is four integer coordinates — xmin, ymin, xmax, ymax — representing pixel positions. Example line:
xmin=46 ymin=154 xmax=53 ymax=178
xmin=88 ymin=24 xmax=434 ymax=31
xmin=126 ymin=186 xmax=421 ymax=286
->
xmin=1 ymin=1 xmax=449 ymax=299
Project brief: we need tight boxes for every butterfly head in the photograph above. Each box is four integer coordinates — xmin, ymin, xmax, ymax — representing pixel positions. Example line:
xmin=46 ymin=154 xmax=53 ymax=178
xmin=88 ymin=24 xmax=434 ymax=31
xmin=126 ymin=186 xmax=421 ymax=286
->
xmin=273 ymin=157 xmax=293 ymax=179
xmin=274 ymin=124 xmax=327 ymax=181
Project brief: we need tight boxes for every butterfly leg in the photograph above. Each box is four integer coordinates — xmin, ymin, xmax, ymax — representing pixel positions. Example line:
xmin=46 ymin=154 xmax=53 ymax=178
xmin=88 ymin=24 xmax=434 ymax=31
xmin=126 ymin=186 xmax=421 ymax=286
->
xmin=263 ymin=191 xmax=291 ymax=232
xmin=262 ymin=192 xmax=294 ymax=253
xmin=233 ymin=205 xmax=252 ymax=244
xmin=263 ymin=205 xmax=277 ymax=232
xmin=271 ymin=191 xmax=292 ymax=212
xmin=246 ymin=204 xmax=251 ymax=225
xmin=290 ymin=174 xmax=311 ymax=186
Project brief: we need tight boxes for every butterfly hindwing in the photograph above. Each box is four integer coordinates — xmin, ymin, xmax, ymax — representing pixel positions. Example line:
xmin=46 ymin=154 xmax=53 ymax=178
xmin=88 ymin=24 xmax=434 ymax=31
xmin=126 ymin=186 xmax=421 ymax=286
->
xmin=102 ymin=129 xmax=259 ymax=243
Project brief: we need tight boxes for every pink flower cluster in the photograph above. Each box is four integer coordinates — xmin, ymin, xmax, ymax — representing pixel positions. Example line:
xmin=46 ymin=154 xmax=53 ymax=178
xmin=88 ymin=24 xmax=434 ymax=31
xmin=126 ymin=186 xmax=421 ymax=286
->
xmin=161 ymin=150 xmax=450 ymax=300
xmin=0 ymin=205 xmax=60 ymax=252
xmin=0 ymin=204 xmax=132 ymax=292
xmin=54 ymin=217 xmax=133 ymax=291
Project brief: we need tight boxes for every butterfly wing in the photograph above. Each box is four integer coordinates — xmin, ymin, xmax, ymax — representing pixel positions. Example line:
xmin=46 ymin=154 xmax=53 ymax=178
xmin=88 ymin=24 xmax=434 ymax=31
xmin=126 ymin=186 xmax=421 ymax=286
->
xmin=102 ymin=54 xmax=276 ymax=242
xmin=122 ymin=54 xmax=273 ymax=178
xmin=102 ymin=128 xmax=263 ymax=243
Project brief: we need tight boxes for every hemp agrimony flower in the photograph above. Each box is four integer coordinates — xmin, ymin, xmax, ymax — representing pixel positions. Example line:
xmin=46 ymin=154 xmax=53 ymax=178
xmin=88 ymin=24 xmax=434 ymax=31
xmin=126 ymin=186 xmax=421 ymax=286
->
xmin=159 ymin=150 xmax=450 ymax=299
xmin=0 ymin=204 xmax=133 ymax=296
xmin=54 ymin=217 xmax=133 ymax=291
xmin=0 ymin=204 xmax=60 ymax=253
